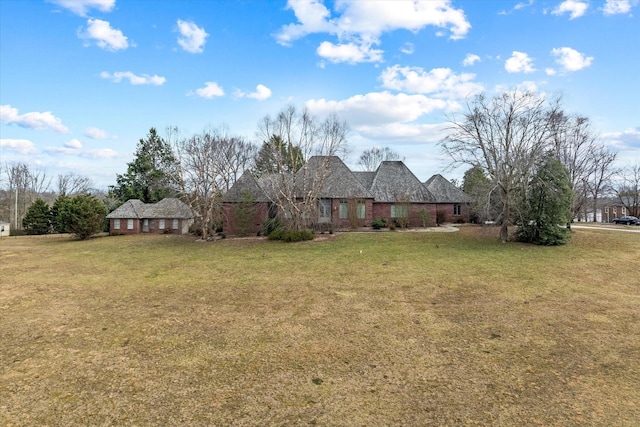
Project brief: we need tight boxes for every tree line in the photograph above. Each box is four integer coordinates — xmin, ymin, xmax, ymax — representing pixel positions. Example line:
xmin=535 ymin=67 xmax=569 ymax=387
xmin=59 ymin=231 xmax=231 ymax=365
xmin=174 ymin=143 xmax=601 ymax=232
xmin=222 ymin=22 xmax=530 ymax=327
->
xmin=1 ymin=95 xmax=638 ymax=242
xmin=442 ymin=90 xmax=636 ymax=244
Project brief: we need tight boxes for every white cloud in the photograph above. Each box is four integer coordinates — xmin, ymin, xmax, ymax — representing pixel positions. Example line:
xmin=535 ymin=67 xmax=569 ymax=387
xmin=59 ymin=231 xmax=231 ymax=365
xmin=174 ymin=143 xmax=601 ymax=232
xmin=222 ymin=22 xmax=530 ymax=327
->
xmin=100 ymin=71 xmax=166 ymax=85
xmin=49 ymin=0 xmax=115 ymax=16
xmin=78 ymin=19 xmax=129 ymax=51
xmin=505 ymin=51 xmax=535 ymax=73
xmin=306 ymin=91 xmax=456 ymax=127
xmin=552 ymin=0 xmax=589 ymax=19
xmin=0 ymin=104 xmax=70 ymax=133
xmin=235 ymin=84 xmax=272 ymax=101
xmin=462 ymin=53 xmax=481 ymax=66
xmin=275 ymin=0 xmax=470 ymax=64
xmin=192 ymin=82 xmax=225 ymax=99
xmin=45 ymin=139 xmax=120 ymax=159
xmin=317 ymin=40 xmax=383 ymax=63
xmin=551 ymin=47 xmax=593 ymax=71
xmin=601 ymin=127 xmax=640 ymax=150
xmin=0 ymin=138 xmax=37 ymax=154
xmin=545 ymin=68 xmax=557 ymax=75
xmin=400 ymin=42 xmax=415 ymax=55
xmin=85 ymin=127 xmax=115 ymax=139
xmin=380 ymin=65 xmax=483 ymax=99
xmin=603 ymin=0 xmax=638 ymax=14
xmin=355 ymin=122 xmax=448 ymax=143
xmin=176 ymin=20 xmax=208 ymax=53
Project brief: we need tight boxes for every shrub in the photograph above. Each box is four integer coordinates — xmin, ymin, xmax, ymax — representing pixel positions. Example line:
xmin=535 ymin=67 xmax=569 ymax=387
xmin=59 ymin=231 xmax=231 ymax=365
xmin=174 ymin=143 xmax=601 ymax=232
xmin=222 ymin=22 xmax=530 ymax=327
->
xmin=268 ymin=229 xmax=315 ymax=242
xmin=418 ymin=209 xmax=431 ymax=227
xmin=436 ymin=210 xmax=447 ymax=226
xmin=263 ymin=217 xmax=283 ymax=236
xmin=371 ymin=218 xmax=387 ymax=229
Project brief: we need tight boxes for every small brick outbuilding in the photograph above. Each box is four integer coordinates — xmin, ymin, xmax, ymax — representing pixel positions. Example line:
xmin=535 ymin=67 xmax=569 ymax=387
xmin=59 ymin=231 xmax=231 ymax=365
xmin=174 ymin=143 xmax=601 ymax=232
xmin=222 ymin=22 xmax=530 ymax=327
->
xmin=106 ymin=198 xmax=194 ymax=235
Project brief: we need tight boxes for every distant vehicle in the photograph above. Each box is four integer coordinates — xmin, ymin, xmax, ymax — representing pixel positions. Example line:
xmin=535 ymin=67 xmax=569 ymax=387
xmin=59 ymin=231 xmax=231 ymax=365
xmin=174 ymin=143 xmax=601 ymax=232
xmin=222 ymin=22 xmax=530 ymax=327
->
xmin=612 ymin=216 xmax=639 ymax=225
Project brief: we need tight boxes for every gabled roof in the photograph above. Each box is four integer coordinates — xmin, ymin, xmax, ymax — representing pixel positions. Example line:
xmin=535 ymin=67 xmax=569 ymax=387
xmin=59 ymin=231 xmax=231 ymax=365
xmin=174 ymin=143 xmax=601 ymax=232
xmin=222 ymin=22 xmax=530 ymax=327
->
xmin=369 ymin=161 xmax=435 ymax=203
xmin=424 ymin=174 xmax=470 ymax=203
xmin=106 ymin=198 xmax=194 ymax=219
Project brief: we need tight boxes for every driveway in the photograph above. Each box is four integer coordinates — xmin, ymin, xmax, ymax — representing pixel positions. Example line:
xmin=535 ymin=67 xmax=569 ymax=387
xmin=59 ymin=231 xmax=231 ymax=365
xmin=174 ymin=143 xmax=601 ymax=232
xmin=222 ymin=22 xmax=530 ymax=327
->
xmin=570 ymin=225 xmax=640 ymax=233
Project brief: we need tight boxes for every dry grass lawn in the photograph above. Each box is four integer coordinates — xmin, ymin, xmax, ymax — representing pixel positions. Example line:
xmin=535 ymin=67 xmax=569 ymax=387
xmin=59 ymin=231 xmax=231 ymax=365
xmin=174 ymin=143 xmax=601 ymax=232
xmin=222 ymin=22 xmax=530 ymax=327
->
xmin=1 ymin=226 xmax=639 ymax=426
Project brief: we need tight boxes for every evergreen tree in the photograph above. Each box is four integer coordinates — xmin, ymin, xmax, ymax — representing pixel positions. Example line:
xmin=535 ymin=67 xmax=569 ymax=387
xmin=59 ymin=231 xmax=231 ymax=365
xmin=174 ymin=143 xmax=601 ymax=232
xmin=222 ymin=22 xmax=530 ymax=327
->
xmin=66 ymin=194 xmax=107 ymax=240
xmin=111 ymin=128 xmax=179 ymax=203
xmin=22 ymin=199 xmax=51 ymax=235
xmin=50 ymin=193 xmax=72 ymax=233
xmin=516 ymin=156 xmax=573 ymax=245
xmin=254 ymin=135 xmax=304 ymax=175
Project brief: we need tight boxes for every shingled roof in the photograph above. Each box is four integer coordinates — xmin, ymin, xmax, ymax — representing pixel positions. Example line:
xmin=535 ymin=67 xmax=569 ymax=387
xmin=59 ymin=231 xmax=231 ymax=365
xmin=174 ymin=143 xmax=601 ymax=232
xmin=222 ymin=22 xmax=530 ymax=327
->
xmin=223 ymin=171 xmax=272 ymax=202
xmin=297 ymin=156 xmax=373 ymax=199
xmin=368 ymin=161 xmax=435 ymax=203
xmin=107 ymin=198 xmax=194 ymax=219
xmin=424 ymin=174 xmax=470 ymax=203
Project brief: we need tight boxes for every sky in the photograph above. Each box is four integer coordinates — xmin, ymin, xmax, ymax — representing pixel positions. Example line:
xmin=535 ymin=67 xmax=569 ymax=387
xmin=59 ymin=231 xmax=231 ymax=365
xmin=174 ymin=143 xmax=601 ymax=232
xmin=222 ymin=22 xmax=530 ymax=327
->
xmin=1 ymin=0 xmax=639 ymax=189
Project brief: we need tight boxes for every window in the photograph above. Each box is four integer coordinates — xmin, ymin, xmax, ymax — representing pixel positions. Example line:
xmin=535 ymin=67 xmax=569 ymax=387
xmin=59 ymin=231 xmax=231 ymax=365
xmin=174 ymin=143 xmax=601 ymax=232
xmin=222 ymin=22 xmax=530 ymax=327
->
xmin=453 ymin=204 xmax=461 ymax=216
xmin=357 ymin=202 xmax=366 ymax=219
xmin=622 ymin=207 xmax=626 ymax=215
xmin=172 ymin=219 xmax=179 ymax=230
xmin=159 ymin=219 xmax=165 ymax=229
xmin=339 ymin=200 xmax=348 ymax=219
xmin=127 ymin=219 xmax=134 ymax=230
xmin=113 ymin=219 xmax=120 ymax=230
xmin=390 ymin=204 xmax=407 ymax=218
xmin=605 ymin=206 xmax=609 ymax=213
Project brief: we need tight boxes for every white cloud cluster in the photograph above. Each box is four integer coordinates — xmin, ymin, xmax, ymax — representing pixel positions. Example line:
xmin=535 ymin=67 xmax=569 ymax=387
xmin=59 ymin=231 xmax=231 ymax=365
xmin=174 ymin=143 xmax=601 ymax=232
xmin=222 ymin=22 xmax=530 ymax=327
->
xmin=462 ymin=53 xmax=481 ymax=67
xmin=100 ymin=71 xmax=166 ymax=85
xmin=552 ymin=0 xmax=589 ymax=19
xmin=0 ymin=138 xmax=37 ymax=155
xmin=275 ymin=0 xmax=470 ymax=64
xmin=78 ymin=19 xmax=129 ymax=51
xmin=505 ymin=51 xmax=535 ymax=73
xmin=45 ymin=139 xmax=119 ymax=159
xmin=551 ymin=47 xmax=593 ymax=71
xmin=601 ymin=127 xmax=640 ymax=150
xmin=0 ymin=104 xmax=70 ymax=133
xmin=603 ymin=0 xmax=638 ymax=15
xmin=380 ymin=65 xmax=483 ymax=99
xmin=176 ymin=20 xmax=208 ymax=53
xmin=50 ymin=0 xmax=115 ymax=16
xmin=235 ymin=84 xmax=272 ymax=101
xmin=192 ymin=82 xmax=225 ymax=99
xmin=85 ymin=127 xmax=115 ymax=139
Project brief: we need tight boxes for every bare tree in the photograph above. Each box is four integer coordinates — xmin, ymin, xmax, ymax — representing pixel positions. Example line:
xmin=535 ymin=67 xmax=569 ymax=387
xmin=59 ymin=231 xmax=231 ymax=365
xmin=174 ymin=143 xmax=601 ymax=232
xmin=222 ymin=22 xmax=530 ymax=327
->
xmin=255 ymin=105 xmax=349 ymax=231
xmin=615 ymin=163 xmax=640 ymax=217
xmin=357 ymin=146 xmax=404 ymax=171
xmin=57 ymin=172 xmax=93 ymax=196
xmin=1 ymin=162 xmax=52 ymax=229
xmin=441 ymin=91 xmax=561 ymax=242
xmin=586 ymin=146 xmax=618 ymax=222
xmin=550 ymin=113 xmax=598 ymax=223
xmin=173 ymin=128 xmax=254 ymax=239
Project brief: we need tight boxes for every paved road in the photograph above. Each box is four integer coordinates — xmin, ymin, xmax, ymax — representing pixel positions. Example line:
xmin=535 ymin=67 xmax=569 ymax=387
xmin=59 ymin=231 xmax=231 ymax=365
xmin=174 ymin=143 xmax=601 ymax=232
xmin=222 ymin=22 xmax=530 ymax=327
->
xmin=570 ymin=225 xmax=640 ymax=233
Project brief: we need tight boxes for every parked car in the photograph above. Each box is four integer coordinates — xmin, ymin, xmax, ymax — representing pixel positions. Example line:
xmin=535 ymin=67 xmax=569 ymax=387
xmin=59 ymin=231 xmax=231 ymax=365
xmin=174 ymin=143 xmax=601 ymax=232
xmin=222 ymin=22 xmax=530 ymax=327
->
xmin=612 ymin=216 xmax=639 ymax=225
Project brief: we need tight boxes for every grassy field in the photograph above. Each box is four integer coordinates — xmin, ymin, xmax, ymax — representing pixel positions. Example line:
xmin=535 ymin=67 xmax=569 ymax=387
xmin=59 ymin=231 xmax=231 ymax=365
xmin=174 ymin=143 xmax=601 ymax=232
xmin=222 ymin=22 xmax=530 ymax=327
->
xmin=1 ymin=226 xmax=639 ymax=426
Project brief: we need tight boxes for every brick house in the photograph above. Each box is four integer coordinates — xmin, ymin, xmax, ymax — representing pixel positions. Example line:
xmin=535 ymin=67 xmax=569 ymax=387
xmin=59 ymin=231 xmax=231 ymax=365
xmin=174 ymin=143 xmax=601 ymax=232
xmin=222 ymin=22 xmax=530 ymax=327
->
xmin=106 ymin=198 xmax=195 ymax=235
xmin=222 ymin=156 xmax=470 ymax=235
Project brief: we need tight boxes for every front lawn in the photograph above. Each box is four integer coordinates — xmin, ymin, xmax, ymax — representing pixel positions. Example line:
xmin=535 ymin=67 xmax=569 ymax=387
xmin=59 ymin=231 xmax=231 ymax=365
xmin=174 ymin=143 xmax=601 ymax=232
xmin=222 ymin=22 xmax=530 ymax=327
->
xmin=1 ymin=227 xmax=638 ymax=426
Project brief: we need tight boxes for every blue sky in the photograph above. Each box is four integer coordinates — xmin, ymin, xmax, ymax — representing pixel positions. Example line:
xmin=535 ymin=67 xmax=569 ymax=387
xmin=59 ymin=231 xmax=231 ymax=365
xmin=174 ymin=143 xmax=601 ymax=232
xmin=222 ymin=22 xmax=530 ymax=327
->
xmin=1 ymin=0 xmax=639 ymax=189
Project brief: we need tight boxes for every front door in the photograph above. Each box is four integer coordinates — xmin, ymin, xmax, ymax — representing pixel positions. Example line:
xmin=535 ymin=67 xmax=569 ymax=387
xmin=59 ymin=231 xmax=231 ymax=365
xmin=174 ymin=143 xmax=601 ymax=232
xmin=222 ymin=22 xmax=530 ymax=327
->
xmin=318 ymin=199 xmax=331 ymax=223
xmin=142 ymin=219 xmax=149 ymax=232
